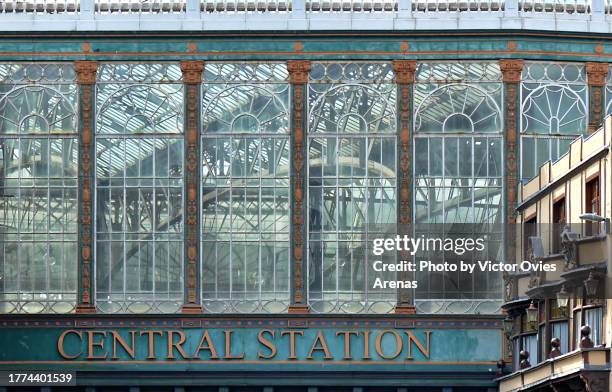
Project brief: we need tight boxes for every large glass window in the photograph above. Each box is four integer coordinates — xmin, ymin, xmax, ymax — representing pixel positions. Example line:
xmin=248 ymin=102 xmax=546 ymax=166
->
xmin=520 ymin=62 xmax=587 ymax=180
xmin=413 ymin=62 xmax=503 ymax=314
xmin=307 ymin=62 xmax=397 ymax=313
xmin=201 ymin=63 xmax=290 ymax=313
xmin=95 ymin=64 xmax=184 ymax=313
xmin=0 ymin=63 xmax=78 ymax=313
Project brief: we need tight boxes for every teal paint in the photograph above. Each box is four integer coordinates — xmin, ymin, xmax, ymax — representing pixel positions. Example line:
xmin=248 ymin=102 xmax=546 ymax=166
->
xmin=0 ymin=34 xmax=609 ymax=62
xmin=0 ymin=326 xmax=501 ymax=368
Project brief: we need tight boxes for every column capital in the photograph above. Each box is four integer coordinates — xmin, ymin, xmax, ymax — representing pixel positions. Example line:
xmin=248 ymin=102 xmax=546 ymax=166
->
xmin=586 ymin=62 xmax=609 ymax=87
xmin=499 ymin=59 xmax=524 ymax=83
xmin=392 ymin=60 xmax=417 ymax=84
xmin=287 ymin=60 xmax=311 ymax=84
xmin=180 ymin=60 xmax=205 ymax=84
xmin=74 ymin=61 xmax=98 ymax=84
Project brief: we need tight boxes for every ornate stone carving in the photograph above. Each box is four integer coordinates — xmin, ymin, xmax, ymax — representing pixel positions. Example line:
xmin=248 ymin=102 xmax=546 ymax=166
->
xmin=181 ymin=60 xmax=204 ymax=313
xmin=75 ymin=61 xmax=97 ymax=314
xmin=560 ymin=225 xmax=579 ymax=270
xmin=288 ymin=60 xmax=310 ymax=313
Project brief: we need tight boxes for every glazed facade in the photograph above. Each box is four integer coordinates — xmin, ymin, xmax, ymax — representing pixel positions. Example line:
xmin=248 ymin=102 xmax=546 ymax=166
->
xmin=0 ymin=30 xmax=610 ymax=392
xmin=0 ymin=56 xmax=609 ymax=316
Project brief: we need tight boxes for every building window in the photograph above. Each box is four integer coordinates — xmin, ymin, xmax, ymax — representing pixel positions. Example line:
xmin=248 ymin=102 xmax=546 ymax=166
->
xmin=552 ymin=198 xmax=565 ymax=253
xmin=520 ymin=62 xmax=587 ymax=180
xmin=550 ymin=299 xmax=569 ymax=355
xmin=0 ymin=63 xmax=78 ymax=313
xmin=551 ymin=321 xmax=569 ymax=354
xmin=523 ymin=216 xmax=537 ymax=261
xmin=307 ymin=62 xmax=397 ymax=313
xmin=573 ymin=294 xmax=603 ymax=348
xmin=584 ymin=306 xmax=603 ymax=346
xmin=513 ymin=312 xmax=538 ymax=370
xmin=95 ymin=63 xmax=184 ymax=313
xmin=413 ymin=62 xmax=503 ymax=313
xmin=585 ymin=176 xmax=600 ymax=236
xmin=201 ymin=63 xmax=290 ymax=313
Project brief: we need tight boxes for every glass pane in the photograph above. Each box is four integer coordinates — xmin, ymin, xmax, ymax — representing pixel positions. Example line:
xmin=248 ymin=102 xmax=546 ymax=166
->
xmin=0 ymin=63 xmax=78 ymax=314
xmin=413 ymin=62 xmax=503 ymax=314
xmin=202 ymin=63 xmax=290 ymax=313
xmin=95 ymin=63 xmax=184 ymax=314
xmin=308 ymin=62 xmax=397 ymax=314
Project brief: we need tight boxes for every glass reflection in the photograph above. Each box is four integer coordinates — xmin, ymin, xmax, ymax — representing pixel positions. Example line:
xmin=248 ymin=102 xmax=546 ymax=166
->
xmin=202 ymin=63 xmax=290 ymax=313
xmin=0 ymin=63 xmax=78 ymax=314
xmin=308 ymin=62 xmax=397 ymax=314
xmin=95 ymin=63 xmax=184 ymax=313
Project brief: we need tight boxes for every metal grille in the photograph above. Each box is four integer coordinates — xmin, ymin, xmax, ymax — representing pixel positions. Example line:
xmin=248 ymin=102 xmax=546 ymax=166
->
xmin=0 ymin=63 xmax=78 ymax=313
xmin=95 ymin=63 xmax=184 ymax=313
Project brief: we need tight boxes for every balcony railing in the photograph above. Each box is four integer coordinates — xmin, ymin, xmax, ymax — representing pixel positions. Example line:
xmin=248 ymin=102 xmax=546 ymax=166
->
xmin=0 ymin=0 xmax=609 ymax=31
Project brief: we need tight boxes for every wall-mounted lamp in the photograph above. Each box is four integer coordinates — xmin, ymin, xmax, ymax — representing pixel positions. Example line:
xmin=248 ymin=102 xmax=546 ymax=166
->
xmin=556 ymin=285 xmax=570 ymax=308
xmin=526 ymin=301 xmax=538 ymax=325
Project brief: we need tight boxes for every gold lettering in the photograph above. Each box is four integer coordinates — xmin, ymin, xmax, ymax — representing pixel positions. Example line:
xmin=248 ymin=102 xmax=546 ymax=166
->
xmin=224 ymin=330 xmax=245 ymax=359
xmin=140 ymin=331 xmax=163 ymax=360
xmin=167 ymin=330 xmax=190 ymax=360
xmin=193 ymin=330 xmax=219 ymax=359
xmin=375 ymin=330 xmax=402 ymax=360
xmin=362 ymin=330 xmax=371 ymax=360
xmin=257 ymin=329 xmax=277 ymax=359
xmin=112 ymin=331 xmax=136 ymax=360
xmin=307 ymin=331 xmax=332 ymax=360
xmin=280 ymin=330 xmax=304 ymax=360
xmin=406 ymin=331 xmax=431 ymax=360
xmin=336 ymin=331 xmax=358 ymax=360
xmin=57 ymin=330 xmax=82 ymax=360
xmin=87 ymin=331 xmax=108 ymax=360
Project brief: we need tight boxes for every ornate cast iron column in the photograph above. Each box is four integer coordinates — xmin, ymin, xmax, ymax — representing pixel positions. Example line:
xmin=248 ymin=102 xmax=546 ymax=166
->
xmin=393 ymin=60 xmax=417 ymax=314
xmin=586 ymin=62 xmax=609 ymax=134
xmin=500 ymin=59 xmax=523 ymax=364
xmin=75 ymin=61 xmax=97 ymax=314
xmin=181 ymin=61 xmax=204 ymax=314
xmin=288 ymin=60 xmax=311 ymax=314
xmin=500 ymin=60 xmax=523 ymax=226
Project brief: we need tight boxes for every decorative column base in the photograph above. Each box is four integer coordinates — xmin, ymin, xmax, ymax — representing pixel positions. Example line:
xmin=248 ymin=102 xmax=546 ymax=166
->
xmin=288 ymin=304 xmax=310 ymax=314
xmin=181 ymin=304 xmax=203 ymax=314
xmin=75 ymin=305 xmax=96 ymax=314
xmin=394 ymin=304 xmax=416 ymax=314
